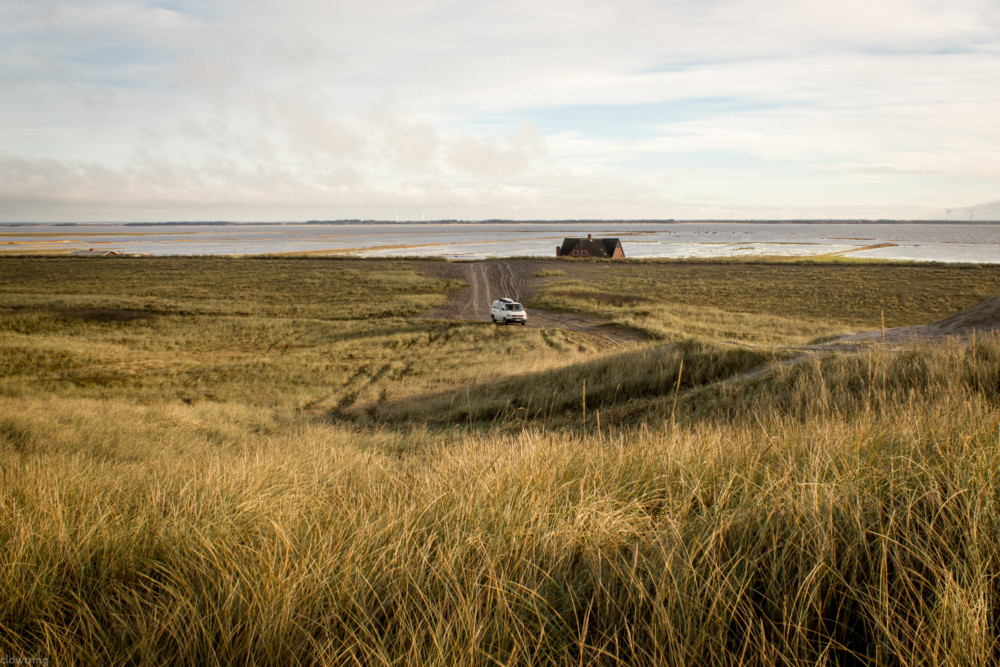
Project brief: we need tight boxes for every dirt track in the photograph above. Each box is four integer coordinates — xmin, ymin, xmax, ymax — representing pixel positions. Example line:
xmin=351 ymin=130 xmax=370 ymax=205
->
xmin=416 ymin=258 xmax=1000 ymax=353
xmin=731 ymin=294 xmax=1000 ymax=382
xmin=416 ymin=260 xmax=645 ymax=345
xmin=822 ymin=295 xmax=1000 ymax=348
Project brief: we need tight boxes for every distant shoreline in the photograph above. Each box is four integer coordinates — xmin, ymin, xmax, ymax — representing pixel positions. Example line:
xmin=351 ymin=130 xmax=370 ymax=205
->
xmin=4 ymin=220 xmax=995 ymax=263
xmin=2 ymin=219 xmax=998 ymax=227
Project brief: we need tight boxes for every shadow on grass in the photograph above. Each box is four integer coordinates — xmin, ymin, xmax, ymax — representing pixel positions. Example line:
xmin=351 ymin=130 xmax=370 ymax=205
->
xmin=344 ymin=333 xmax=1000 ymax=432
xmin=346 ymin=340 xmax=775 ymax=427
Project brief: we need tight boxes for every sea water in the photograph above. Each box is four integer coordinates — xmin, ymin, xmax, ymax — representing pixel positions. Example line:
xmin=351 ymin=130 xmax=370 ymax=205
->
xmin=2 ymin=222 xmax=998 ymax=263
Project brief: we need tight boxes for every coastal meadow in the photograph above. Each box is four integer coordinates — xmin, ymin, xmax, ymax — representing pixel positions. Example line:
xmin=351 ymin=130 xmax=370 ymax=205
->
xmin=2 ymin=256 xmax=999 ymax=664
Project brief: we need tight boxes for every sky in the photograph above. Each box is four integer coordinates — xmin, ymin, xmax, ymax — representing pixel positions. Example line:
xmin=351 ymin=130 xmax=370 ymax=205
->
xmin=2 ymin=0 xmax=999 ymax=222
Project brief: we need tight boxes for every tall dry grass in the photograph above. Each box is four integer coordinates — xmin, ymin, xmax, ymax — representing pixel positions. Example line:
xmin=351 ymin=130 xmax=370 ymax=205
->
xmin=365 ymin=339 xmax=779 ymax=425
xmin=2 ymin=337 xmax=999 ymax=665
xmin=4 ymin=256 xmax=1000 ymax=664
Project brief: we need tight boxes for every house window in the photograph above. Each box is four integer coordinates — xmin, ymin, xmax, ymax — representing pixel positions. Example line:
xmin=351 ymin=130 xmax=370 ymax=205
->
xmin=572 ymin=249 xmax=578 ymax=256
xmin=581 ymin=250 xmax=588 ymax=256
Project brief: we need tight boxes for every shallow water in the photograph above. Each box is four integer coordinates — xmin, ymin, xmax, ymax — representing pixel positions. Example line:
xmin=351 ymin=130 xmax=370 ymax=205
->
xmin=2 ymin=221 xmax=998 ymax=263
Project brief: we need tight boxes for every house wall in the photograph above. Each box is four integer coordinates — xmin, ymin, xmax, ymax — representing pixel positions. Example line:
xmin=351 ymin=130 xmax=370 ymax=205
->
xmin=557 ymin=238 xmax=626 ymax=258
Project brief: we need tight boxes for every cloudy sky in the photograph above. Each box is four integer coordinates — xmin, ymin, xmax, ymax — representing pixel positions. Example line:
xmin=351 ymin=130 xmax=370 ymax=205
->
xmin=2 ymin=0 xmax=999 ymax=222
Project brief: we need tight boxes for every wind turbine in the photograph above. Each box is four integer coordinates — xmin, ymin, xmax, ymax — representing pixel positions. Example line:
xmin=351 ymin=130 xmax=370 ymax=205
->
xmin=945 ymin=208 xmax=952 ymax=221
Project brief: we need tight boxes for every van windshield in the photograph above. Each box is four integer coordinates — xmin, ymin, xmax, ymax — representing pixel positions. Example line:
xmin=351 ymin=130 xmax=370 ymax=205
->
xmin=508 ymin=304 xmax=524 ymax=311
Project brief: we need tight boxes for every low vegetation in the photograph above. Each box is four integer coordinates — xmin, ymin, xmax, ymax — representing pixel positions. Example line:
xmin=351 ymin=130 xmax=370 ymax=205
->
xmin=2 ymin=256 xmax=999 ymax=665
xmin=529 ymin=260 xmax=1000 ymax=338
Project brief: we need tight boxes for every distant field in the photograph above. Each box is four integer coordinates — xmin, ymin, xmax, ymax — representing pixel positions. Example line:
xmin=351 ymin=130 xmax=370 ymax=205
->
xmin=528 ymin=259 xmax=1000 ymax=331
xmin=2 ymin=256 xmax=1000 ymax=664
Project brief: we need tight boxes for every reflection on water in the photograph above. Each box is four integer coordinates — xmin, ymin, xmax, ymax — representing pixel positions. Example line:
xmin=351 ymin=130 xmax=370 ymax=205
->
xmin=2 ymin=222 xmax=998 ymax=263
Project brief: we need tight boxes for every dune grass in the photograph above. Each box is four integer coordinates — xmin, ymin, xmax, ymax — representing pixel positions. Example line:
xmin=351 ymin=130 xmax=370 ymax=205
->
xmin=3 ymin=342 xmax=999 ymax=665
xmin=2 ymin=256 xmax=1000 ymax=665
xmin=364 ymin=340 xmax=781 ymax=426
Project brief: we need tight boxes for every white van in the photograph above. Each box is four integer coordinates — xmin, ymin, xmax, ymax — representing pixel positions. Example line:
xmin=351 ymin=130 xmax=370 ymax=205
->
xmin=491 ymin=298 xmax=527 ymax=325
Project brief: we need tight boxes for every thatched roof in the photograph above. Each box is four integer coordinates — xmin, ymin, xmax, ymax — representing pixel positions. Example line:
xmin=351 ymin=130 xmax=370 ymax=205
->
xmin=558 ymin=237 xmax=623 ymax=258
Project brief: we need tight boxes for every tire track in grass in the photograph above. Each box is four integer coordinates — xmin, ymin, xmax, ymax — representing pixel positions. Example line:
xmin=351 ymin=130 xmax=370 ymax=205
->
xmin=418 ymin=259 xmax=646 ymax=345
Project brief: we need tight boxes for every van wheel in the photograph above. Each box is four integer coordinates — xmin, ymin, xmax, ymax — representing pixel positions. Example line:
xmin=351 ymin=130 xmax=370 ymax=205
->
xmin=521 ymin=321 xmax=526 ymax=326
xmin=491 ymin=315 xmax=495 ymax=323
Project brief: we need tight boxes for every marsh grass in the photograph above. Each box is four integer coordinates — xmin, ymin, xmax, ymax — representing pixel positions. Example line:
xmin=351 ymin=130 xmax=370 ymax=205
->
xmin=3 ymin=256 xmax=1000 ymax=664
xmin=530 ymin=260 xmax=1000 ymax=334
xmin=0 ymin=256 xmax=461 ymax=319
xmin=530 ymin=282 xmax=843 ymax=344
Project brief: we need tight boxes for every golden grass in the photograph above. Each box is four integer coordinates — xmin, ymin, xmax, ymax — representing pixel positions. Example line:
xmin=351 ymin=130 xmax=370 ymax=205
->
xmin=365 ymin=340 xmax=780 ymax=426
xmin=2 ymin=256 xmax=1000 ymax=664
xmin=3 ymin=358 xmax=999 ymax=664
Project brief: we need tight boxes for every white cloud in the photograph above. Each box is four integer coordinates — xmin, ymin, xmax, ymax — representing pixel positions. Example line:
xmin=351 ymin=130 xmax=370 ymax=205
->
xmin=1 ymin=0 xmax=999 ymax=220
xmin=445 ymin=124 xmax=547 ymax=179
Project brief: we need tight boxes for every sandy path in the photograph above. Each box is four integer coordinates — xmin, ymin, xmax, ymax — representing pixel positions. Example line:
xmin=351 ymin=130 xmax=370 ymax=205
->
xmin=417 ymin=259 xmax=645 ymax=345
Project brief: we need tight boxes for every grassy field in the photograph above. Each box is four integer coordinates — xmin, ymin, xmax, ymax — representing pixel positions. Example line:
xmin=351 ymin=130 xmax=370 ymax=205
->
xmin=527 ymin=260 xmax=1000 ymax=342
xmin=2 ymin=256 xmax=1000 ymax=665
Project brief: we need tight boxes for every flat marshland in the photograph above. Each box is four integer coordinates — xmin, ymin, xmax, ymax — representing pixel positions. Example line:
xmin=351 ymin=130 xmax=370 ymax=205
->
xmin=2 ymin=256 xmax=1000 ymax=665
